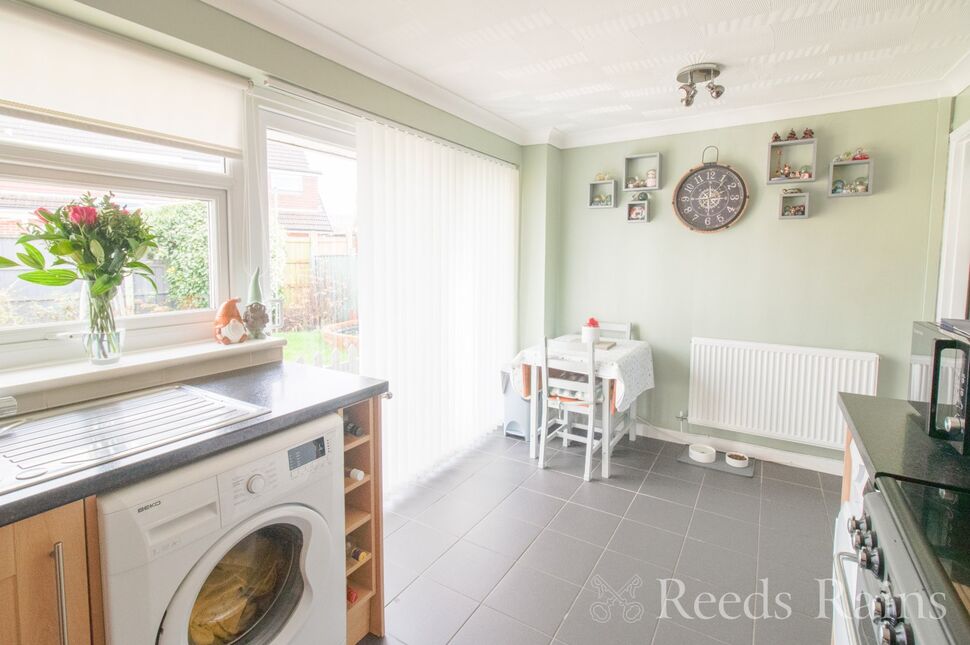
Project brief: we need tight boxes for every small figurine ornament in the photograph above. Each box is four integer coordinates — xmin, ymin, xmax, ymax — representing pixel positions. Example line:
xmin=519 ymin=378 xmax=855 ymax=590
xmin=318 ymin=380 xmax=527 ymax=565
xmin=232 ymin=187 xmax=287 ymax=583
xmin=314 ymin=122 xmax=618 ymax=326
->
xmin=852 ymin=148 xmax=869 ymax=160
xmin=786 ymin=128 xmax=798 ymax=141
xmin=214 ymin=298 xmax=248 ymax=344
xmin=595 ymin=172 xmax=609 ymax=181
xmin=801 ymin=128 xmax=814 ymax=139
xmin=243 ymin=268 xmax=270 ymax=340
xmin=799 ymin=165 xmax=812 ymax=179
xmin=771 ymin=131 xmax=782 ymax=142
xmin=646 ymin=168 xmax=658 ymax=188
xmin=832 ymin=179 xmax=845 ymax=194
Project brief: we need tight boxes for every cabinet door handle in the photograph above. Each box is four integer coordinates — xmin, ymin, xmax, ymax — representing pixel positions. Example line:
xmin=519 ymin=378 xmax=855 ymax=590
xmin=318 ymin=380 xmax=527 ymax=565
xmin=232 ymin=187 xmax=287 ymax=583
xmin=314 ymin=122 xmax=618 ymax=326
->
xmin=51 ymin=542 xmax=69 ymax=645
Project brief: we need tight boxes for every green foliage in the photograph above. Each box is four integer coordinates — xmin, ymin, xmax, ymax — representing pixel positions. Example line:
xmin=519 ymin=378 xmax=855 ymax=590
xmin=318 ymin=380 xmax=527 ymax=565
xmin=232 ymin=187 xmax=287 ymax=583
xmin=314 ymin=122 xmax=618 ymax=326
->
xmin=145 ymin=202 xmax=210 ymax=310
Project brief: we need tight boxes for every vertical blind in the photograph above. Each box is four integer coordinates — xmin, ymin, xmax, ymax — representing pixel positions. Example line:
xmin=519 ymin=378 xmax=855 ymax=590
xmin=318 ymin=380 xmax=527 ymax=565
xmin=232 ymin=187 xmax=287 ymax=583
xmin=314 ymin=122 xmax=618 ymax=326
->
xmin=357 ymin=121 xmax=519 ymax=492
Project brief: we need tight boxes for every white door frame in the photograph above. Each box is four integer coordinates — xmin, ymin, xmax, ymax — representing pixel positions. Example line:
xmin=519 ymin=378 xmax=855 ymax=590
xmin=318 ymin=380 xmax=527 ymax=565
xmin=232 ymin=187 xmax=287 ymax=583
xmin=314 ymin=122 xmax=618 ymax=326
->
xmin=938 ymin=119 xmax=970 ymax=320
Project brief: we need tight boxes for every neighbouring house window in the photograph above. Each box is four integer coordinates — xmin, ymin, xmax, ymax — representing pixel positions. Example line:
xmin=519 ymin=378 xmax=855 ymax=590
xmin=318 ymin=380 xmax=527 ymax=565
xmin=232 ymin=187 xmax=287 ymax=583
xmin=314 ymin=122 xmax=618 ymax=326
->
xmin=264 ymin=128 xmax=358 ymax=372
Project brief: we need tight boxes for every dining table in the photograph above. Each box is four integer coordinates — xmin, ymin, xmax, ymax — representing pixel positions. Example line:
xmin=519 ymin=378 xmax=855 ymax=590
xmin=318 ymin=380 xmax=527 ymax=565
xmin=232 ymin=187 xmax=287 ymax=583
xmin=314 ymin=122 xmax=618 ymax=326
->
xmin=510 ymin=334 xmax=655 ymax=478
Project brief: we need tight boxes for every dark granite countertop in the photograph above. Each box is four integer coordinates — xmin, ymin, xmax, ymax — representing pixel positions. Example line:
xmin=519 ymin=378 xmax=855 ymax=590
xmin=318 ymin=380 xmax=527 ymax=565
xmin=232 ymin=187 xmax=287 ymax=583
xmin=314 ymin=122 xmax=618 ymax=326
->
xmin=839 ymin=393 xmax=970 ymax=493
xmin=0 ymin=362 xmax=387 ymax=526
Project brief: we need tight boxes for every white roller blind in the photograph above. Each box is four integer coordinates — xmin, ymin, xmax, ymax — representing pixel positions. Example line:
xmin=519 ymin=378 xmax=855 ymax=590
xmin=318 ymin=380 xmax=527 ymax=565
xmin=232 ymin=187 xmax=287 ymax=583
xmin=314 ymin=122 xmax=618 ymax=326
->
xmin=357 ymin=120 xmax=519 ymax=491
xmin=0 ymin=2 xmax=246 ymax=154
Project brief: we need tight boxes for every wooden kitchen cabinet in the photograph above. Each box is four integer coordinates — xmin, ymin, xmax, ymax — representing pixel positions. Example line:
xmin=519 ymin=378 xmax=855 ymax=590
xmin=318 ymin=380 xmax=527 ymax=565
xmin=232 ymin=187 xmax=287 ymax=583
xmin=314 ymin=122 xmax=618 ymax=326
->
xmin=0 ymin=500 xmax=96 ymax=645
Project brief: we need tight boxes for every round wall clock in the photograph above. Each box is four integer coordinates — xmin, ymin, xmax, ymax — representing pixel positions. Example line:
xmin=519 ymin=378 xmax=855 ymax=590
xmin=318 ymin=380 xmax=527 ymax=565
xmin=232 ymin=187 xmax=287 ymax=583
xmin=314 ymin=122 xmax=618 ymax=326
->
xmin=673 ymin=146 xmax=749 ymax=232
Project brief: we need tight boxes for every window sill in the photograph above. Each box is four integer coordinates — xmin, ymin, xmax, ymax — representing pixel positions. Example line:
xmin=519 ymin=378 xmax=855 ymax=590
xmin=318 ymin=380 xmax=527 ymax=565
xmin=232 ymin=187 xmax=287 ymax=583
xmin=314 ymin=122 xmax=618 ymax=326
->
xmin=0 ymin=337 xmax=287 ymax=397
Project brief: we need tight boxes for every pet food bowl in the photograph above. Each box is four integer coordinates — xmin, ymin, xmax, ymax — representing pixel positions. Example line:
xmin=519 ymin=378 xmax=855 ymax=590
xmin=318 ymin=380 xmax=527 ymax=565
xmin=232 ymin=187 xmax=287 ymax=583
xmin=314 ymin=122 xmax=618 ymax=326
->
xmin=688 ymin=444 xmax=716 ymax=464
xmin=725 ymin=452 xmax=749 ymax=468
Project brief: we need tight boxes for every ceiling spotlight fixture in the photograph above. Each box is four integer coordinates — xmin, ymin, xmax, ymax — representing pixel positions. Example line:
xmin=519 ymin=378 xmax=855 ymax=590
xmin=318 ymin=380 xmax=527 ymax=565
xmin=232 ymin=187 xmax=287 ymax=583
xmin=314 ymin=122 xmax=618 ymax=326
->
xmin=675 ymin=63 xmax=724 ymax=108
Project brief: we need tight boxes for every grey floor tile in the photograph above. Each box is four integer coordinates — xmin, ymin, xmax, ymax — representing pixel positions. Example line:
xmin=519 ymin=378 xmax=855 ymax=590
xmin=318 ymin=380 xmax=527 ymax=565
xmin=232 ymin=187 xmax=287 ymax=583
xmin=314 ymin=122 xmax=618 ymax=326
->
xmin=417 ymin=490 xmax=501 ymax=536
xmin=608 ymin=445 xmax=659 ymax=471
xmin=544 ymin=451 xmax=600 ymax=479
xmin=385 ymin=482 xmax=446 ymax=518
xmin=763 ymin=461 xmax=821 ymax=487
xmin=383 ymin=511 xmax=408 ymax=538
xmin=823 ymin=491 xmax=841 ymax=520
xmin=591 ymin=462 xmax=648 ymax=492
xmin=358 ymin=634 xmax=407 ymax=645
xmin=614 ymin=434 xmax=666 ymax=453
xmin=504 ymin=439 xmax=548 ymax=463
xmin=425 ymin=539 xmax=514 ymax=601
xmin=519 ymin=529 xmax=604 ymax=585
xmin=385 ymin=575 xmax=477 ymax=645
xmin=384 ymin=560 xmax=420 ymax=603
xmin=484 ymin=562 xmax=582 ymax=636
xmin=570 ymin=481 xmax=636 ymax=516
xmin=585 ymin=550 xmax=676 ymax=618
xmin=414 ymin=464 xmax=476 ymax=492
xmin=753 ymin=611 xmax=832 ymax=645
xmin=652 ymin=620 xmax=725 ymax=645
xmin=760 ymin=496 xmax=830 ymax=535
xmin=465 ymin=509 xmax=544 ymax=559
xmin=702 ymin=467 xmax=762 ymax=498
xmin=494 ymin=487 xmax=566 ymax=527
xmin=687 ymin=510 xmax=759 ymax=557
xmin=762 ymin=477 xmax=826 ymax=506
xmin=473 ymin=431 xmax=523 ymax=455
xmin=676 ymin=538 xmax=757 ymax=592
xmin=626 ymin=494 xmax=694 ymax=535
xmin=556 ymin=588 xmax=659 ymax=645
xmin=639 ymin=472 xmax=702 ymax=507
xmin=477 ymin=456 xmax=541 ymax=485
xmin=385 ymin=520 xmax=458 ymax=572
xmin=451 ymin=470 xmax=520 ymax=506
xmin=695 ymin=485 xmax=761 ymax=524
xmin=820 ymin=472 xmax=843 ymax=493
xmin=548 ymin=502 xmax=622 ymax=546
xmin=760 ymin=524 xmax=831 ymax=576
xmin=607 ymin=519 xmax=683 ymax=571
xmin=451 ymin=605 xmax=551 ymax=645
xmin=758 ymin=557 xmax=831 ymax=620
xmin=650 ymin=453 xmax=706 ymax=483
xmin=663 ymin=576 xmax=756 ymax=645
xmin=522 ymin=468 xmax=584 ymax=499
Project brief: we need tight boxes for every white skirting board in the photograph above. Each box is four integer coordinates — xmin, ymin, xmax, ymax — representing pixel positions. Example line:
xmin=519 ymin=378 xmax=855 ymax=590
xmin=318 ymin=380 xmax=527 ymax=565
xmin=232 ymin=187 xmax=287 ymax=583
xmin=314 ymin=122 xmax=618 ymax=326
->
xmin=634 ymin=420 xmax=844 ymax=476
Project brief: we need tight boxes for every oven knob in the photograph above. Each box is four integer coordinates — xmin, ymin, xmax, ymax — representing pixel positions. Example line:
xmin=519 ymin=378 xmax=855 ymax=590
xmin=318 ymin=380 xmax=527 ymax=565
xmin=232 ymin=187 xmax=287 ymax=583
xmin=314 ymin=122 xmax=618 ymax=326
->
xmin=246 ymin=474 xmax=266 ymax=494
xmin=879 ymin=620 xmax=913 ymax=645
xmin=871 ymin=592 xmax=902 ymax=622
xmin=944 ymin=416 xmax=964 ymax=433
xmin=848 ymin=513 xmax=871 ymax=534
xmin=859 ymin=547 xmax=883 ymax=577
xmin=852 ymin=530 xmax=878 ymax=550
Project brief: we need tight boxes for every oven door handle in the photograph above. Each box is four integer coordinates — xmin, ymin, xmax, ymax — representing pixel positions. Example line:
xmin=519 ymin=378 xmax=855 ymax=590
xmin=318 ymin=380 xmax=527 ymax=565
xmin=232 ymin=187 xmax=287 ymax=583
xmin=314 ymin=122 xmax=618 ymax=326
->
xmin=834 ymin=551 xmax=863 ymax=645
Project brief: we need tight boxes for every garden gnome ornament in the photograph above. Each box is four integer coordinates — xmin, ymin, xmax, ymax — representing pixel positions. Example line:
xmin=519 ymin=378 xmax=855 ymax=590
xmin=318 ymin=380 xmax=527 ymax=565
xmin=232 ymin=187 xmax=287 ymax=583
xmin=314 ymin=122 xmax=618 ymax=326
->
xmin=215 ymin=298 xmax=248 ymax=344
xmin=243 ymin=268 xmax=270 ymax=340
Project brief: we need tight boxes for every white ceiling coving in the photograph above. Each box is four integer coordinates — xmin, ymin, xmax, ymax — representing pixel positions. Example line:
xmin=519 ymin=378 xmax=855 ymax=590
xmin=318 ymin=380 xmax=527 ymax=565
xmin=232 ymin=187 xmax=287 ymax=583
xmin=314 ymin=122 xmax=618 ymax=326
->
xmin=204 ymin=0 xmax=970 ymax=147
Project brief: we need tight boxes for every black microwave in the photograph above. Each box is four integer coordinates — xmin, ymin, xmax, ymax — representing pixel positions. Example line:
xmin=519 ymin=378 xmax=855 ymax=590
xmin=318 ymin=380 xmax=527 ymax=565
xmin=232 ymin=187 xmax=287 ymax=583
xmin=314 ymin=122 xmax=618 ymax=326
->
xmin=911 ymin=320 xmax=970 ymax=455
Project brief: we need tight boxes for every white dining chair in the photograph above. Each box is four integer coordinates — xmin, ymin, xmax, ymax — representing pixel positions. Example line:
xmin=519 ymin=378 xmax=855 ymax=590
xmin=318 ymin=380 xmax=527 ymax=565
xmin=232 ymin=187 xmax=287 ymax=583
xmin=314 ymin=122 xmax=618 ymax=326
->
xmin=594 ymin=321 xmax=633 ymax=340
xmin=538 ymin=338 xmax=605 ymax=481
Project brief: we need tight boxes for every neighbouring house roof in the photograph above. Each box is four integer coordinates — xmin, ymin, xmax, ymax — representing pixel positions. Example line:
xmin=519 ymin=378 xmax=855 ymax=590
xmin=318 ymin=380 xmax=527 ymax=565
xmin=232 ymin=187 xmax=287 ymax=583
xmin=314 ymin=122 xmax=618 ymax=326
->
xmin=266 ymin=139 xmax=333 ymax=234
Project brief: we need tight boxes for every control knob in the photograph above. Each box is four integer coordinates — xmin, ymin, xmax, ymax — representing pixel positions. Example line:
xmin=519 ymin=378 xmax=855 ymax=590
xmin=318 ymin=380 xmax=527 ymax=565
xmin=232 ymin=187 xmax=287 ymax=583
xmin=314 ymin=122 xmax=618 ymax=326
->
xmin=879 ymin=620 xmax=912 ymax=645
xmin=246 ymin=474 xmax=266 ymax=495
xmin=871 ymin=591 xmax=902 ymax=622
xmin=859 ymin=547 xmax=884 ymax=577
xmin=848 ymin=513 xmax=871 ymax=534
xmin=944 ymin=416 xmax=965 ymax=433
xmin=852 ymin=530 xmax=877 ymax=550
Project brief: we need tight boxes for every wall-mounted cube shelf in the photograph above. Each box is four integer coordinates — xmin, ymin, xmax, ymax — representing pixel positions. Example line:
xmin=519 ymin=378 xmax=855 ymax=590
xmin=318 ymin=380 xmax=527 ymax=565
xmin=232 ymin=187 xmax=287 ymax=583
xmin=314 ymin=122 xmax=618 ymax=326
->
xmin=627 ymin=199 xmax=648 ymax=223
xmin=623 ymin=153 xmax=661 ymax=191
xmin=588 ymin=180 xmax=616 ymax=208
xmin=779 ymin=192 xmax=810 ymax=219
xmin=829 ymin=158 xmax=873 ymax=197
xmin=767 ymin=138 xmax=817 ymax=185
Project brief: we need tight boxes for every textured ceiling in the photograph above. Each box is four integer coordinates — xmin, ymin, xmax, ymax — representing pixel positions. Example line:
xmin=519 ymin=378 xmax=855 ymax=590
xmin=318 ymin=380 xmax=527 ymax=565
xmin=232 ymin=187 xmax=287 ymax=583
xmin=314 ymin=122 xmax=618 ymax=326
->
xmin=204 ymin=0 xmax=970 ymax=146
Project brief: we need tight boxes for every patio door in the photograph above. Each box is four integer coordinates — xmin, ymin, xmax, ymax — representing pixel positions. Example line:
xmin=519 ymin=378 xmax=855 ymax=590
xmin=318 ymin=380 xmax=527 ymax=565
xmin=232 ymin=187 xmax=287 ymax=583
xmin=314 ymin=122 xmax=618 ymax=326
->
xmin=254 ymin=106 xmax=359 ymax=372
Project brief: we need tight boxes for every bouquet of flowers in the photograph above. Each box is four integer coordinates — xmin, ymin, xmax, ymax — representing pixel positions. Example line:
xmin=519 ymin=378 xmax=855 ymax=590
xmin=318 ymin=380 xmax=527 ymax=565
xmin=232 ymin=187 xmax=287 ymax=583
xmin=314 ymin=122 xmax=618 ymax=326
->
xmin=0 ymin=192 xmax=157 ymax=363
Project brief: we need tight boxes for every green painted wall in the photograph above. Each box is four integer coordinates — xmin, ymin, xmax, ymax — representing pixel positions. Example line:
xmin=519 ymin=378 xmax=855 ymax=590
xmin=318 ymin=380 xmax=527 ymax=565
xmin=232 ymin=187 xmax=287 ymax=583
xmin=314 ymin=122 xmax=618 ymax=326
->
xmin=555 ymin=99 xmax=952 ymax=455
xmin=28 ymin=0 xmax=522 ymax=165
xmin=953 ymin=85 xmax=970 ymax=132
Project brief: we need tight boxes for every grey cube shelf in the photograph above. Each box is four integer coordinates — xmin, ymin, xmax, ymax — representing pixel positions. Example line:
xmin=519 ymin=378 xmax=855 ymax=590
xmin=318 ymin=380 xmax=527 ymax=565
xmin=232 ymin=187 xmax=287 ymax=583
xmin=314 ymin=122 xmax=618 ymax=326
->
xmin=829 ymin=158 xmax=873 ymax=197
xmin=627 ymin=199 xmax=648 ymax=223
xmin=588 ymin=180 xmax=616 ymax=208
xmin=779 ymin=192 xmax=810 ymax=219
xmin=623 ymin=153 xmax=661 ymax=192
xmin=767 ymin=138 xmax=817 ymax=185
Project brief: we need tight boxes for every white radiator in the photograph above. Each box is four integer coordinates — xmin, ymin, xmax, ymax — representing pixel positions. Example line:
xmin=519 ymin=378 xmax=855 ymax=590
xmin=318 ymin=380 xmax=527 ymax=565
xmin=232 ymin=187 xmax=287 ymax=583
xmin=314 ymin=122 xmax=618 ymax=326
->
xmin=688 ymin=338 xmax=879 ymax=449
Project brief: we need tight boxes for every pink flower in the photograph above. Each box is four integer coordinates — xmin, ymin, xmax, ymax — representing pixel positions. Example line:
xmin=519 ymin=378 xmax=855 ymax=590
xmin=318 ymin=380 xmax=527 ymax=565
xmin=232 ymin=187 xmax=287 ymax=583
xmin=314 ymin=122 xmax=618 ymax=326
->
xmin=121 ymin=208 xmax=130 ymax=216
xmin=34 ymin=208 xmax=51 ymax=221
xmin=69 ymin=205 xmax=98 ymax=226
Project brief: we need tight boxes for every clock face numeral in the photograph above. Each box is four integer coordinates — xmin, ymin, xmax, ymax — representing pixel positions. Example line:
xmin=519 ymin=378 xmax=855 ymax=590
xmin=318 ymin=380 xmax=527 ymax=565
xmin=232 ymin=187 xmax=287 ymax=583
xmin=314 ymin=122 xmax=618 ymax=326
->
xmin=672 ymin=163 xmax=748 ymax=232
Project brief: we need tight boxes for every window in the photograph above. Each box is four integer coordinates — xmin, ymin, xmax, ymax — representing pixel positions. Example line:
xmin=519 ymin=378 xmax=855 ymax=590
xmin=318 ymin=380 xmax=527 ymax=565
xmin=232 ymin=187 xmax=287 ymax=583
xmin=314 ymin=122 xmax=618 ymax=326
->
xmin=0 ymin=111 xmax=233 ymax=363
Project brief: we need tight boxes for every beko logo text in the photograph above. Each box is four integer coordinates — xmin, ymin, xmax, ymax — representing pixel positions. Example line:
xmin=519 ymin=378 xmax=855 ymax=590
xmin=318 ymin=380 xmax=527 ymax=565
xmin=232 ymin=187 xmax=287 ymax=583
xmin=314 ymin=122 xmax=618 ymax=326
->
xmin=137 ymin=500 xmax=161 ymax=513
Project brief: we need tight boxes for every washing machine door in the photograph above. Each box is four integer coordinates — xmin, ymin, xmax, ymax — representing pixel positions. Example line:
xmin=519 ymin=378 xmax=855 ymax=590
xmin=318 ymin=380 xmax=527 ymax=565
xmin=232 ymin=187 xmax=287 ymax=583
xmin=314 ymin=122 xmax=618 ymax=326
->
xmin=158 ymin=505 xmax=333 ymax=645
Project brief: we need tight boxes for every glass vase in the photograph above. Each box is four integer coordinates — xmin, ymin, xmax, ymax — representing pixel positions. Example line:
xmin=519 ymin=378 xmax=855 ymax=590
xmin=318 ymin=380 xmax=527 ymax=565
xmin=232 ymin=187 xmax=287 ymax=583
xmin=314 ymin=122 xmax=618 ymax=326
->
xmin=80 ymin=280 xmax=124 ymax=364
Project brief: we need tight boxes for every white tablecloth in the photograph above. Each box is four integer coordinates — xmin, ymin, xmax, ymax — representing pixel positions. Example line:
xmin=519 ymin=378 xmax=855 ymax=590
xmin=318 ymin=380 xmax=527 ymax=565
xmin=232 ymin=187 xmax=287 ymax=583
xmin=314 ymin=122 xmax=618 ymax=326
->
xmin=510 ymin=335 xmax=655 ymax=412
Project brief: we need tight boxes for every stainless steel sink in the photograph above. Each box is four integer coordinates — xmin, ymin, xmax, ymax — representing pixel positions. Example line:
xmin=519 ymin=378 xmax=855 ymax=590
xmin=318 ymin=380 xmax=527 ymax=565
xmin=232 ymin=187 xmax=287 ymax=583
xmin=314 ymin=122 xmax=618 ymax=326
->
xmin=0 ymin=385 xmax=268 ymax=495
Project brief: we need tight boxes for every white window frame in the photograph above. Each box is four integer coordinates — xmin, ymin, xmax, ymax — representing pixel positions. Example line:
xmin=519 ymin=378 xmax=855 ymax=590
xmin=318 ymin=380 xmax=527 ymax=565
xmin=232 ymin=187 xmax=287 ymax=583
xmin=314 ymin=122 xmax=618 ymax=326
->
xmin=938 ymin=118 xmax=970 ymax=320
xmin=0 ymin=120 xmax=241 ymax=367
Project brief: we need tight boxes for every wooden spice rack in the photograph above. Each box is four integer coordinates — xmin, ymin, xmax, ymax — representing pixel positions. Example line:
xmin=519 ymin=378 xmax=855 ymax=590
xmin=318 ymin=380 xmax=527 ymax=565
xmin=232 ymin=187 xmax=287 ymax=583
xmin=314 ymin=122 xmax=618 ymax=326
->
xmin=343 ymin=395 xmax=385 ymax=644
